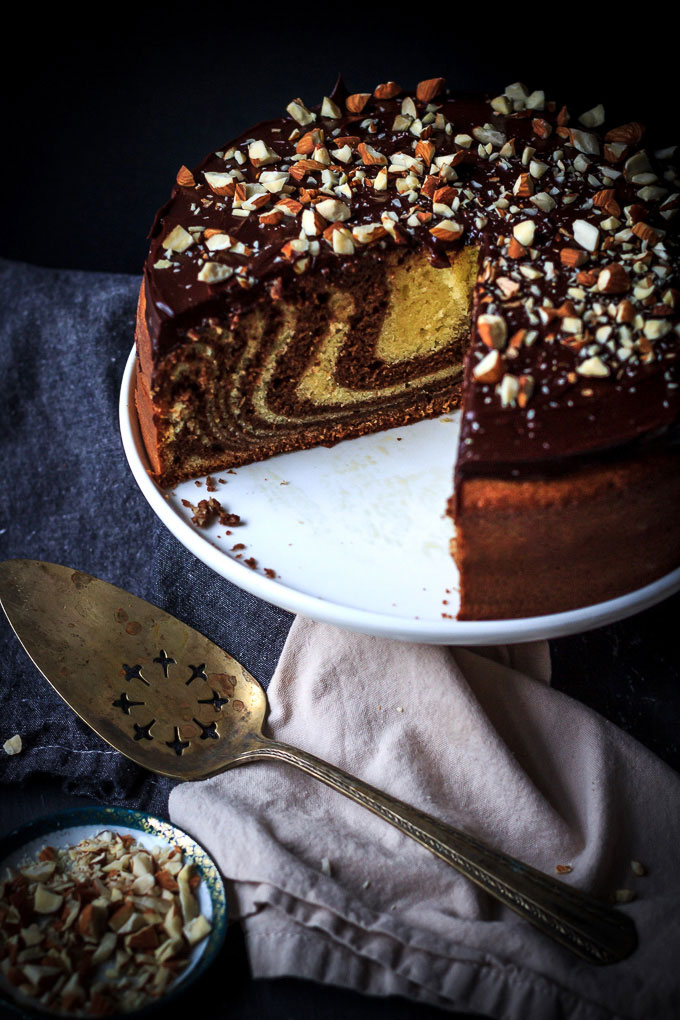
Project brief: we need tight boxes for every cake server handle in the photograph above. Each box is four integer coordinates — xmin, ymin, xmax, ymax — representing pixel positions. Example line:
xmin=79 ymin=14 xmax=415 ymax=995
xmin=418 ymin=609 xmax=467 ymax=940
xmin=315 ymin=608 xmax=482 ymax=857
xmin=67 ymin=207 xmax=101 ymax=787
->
xmin=227 ymin=735 xmax=636 ymax=965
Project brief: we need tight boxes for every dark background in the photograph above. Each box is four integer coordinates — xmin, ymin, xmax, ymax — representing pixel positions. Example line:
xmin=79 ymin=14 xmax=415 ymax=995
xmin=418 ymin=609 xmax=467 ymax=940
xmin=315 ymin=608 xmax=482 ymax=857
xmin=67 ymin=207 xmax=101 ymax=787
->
xmin=2 ymin=9 xmax=680 ymax=1019
xmin=4 ymin=7 xmax=679 ymax=276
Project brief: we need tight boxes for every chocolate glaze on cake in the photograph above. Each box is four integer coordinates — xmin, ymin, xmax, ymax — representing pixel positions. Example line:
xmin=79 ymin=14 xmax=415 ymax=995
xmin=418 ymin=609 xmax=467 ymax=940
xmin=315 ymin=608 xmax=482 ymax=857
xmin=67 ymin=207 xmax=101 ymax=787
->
xmin=136 ymin=76 xmax=680 ymax=619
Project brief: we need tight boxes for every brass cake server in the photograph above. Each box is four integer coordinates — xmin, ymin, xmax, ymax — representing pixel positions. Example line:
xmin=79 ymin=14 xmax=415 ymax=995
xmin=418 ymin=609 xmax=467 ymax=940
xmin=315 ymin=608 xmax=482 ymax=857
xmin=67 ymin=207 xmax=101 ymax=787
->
xmin=0 ymin=559 xmax=637 ymax=965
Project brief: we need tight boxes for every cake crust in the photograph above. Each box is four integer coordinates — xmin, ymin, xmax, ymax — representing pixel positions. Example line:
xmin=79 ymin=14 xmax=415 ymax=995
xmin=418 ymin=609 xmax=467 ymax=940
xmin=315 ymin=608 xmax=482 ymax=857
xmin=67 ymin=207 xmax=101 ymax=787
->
xmin=452 ymin=448 xmax=680 ymax=619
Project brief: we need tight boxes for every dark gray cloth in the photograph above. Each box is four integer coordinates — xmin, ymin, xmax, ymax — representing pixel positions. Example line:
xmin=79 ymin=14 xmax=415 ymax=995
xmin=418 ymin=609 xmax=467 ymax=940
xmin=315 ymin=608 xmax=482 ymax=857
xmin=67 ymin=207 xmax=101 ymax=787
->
xmin=0 ymin=258 xmax=292 ymax=814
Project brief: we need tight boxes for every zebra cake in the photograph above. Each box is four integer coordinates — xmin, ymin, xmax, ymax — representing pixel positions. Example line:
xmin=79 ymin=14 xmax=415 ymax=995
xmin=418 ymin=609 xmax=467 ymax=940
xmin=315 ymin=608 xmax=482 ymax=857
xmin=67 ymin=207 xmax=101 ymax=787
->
xmin=135 ymin=77 xmax=680 ymax=618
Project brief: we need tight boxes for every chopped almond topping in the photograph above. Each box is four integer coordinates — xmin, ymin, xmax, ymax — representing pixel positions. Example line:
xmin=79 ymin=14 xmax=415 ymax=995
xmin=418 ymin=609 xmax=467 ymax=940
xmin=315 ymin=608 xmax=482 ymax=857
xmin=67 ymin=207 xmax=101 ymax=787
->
xmin=315 ymin=198 xmax=351 ymax=222
xmin=321 ymin=96 xmax=341 ymax=119
xmin=357 ymin=142 xmax=387 ymax=165
xmin=148 ymin=77 xmax=680 ymax=417
xmin=416 ymin=77 xmax=445 ymax=102
xmin=477 ymin=314 xmax=508 ymax=350
xmin=0 ymin=831 xmax=212 ymax=1015
xmin=373 ymin=82 xmax=401 ymax=99
xmin=415 ymin=139 xmax=436 ymax=164
xmin=597 ymin=264 xmax=630 ymax=295
xmin=286 ymin=98 xmax=316 ymax=126
xmin=573 ymin=219 xmax=600 ymax=252
xmin=532 ymin=118 xmax=552 ymax=139
xmin=632 ymin=221 xmax=661 ymax=245
xmin=473 ymin=349 xmax=505 ymax=384
xmin=507 ymin=237 xmax=528 ymax=260
xmin=162 ymin=225 xmax=194 ymax=253
xmin=204 ymin=171 xmax=236 ymax=197
xmin=605 ymin=122 xmax=644 ymax=145
xmin=176 ymin=165 xmax=195 ymax=187
xmin=429 ymin=220 xmax=464 ymax=241
xmin=513 ymin=221 xmax=535 ymax=247
xmin=345 ymin=93 xmax=371 ymax=114
xmin=560 ymin=247 xmax=588 ymax=268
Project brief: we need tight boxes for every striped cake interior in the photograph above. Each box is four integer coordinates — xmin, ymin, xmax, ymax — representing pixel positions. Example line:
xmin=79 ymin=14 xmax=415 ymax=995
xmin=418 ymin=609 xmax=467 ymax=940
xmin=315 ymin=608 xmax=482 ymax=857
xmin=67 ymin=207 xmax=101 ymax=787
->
xmin=144 ymin=247 xmax=479 ymax=485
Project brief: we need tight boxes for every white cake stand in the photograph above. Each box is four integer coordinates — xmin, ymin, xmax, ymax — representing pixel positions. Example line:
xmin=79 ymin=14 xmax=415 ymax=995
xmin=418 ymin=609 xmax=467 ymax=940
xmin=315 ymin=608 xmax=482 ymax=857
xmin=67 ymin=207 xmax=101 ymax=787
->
xmin=120 ymin=347 xmax=680 ymax=644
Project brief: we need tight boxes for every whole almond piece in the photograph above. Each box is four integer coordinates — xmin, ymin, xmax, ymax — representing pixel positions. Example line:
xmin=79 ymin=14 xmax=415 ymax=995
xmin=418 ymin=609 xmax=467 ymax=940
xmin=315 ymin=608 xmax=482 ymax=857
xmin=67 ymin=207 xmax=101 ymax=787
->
xmin=416 ymin=77 xmax=446 ymax=103
xmin=176 ymin=165 xmax=195 ymax=187
xmin=295 ymin=129 xmax=323 ymax=155
xmin=605 ymin=122 xmax=644 ymax=145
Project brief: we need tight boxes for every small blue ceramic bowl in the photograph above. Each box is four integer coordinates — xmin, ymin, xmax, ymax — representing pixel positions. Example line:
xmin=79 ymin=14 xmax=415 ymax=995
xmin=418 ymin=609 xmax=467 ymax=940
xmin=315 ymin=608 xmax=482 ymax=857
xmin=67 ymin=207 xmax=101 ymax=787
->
xmin=0 ymin=805 xmax=228 ymax=1017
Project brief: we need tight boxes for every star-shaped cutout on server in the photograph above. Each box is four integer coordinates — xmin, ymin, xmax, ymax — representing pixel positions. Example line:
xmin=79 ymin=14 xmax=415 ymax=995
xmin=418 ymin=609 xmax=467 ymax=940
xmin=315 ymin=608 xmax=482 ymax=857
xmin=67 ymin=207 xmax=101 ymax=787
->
xmin=185 ymin=663 xmax=207 ymax=686
xmin=153 ymin=649 xmax=176 ymax=677
xmin=197 ymin=689 xmax=230 ymax=712
xmin=165 ymin=726 xmax=190 ymax=756
xmin=192 ymin=718 xmax=219 ymax=740
xmin=112 ymin=692 xmax=145 ymax=716
xmin=122 ymin=663 xmax=149 ymax=686
xmin=133 ymin=719 xmax=155 ymax=741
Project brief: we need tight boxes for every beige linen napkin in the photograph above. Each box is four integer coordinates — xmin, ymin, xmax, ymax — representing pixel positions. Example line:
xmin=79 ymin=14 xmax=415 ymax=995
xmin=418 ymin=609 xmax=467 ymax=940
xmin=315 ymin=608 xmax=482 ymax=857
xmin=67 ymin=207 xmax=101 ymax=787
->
xmin=170 ymin=617 xmax=680 ymax=1019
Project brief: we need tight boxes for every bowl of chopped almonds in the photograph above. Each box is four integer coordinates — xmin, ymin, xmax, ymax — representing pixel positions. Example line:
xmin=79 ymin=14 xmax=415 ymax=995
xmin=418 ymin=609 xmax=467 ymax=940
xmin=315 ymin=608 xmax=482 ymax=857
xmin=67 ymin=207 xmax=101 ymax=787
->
xmin=0 ymin=806 xmax=227 ymax=1016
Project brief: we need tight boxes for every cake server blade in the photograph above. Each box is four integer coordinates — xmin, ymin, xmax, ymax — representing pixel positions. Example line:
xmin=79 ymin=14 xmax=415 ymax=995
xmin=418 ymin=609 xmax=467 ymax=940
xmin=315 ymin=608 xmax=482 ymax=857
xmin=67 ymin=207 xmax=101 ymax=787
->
xmin=0 ymin=559 xmax=638 ymax=964
xmin=0 ymin=558 xmax=263 ymax=780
